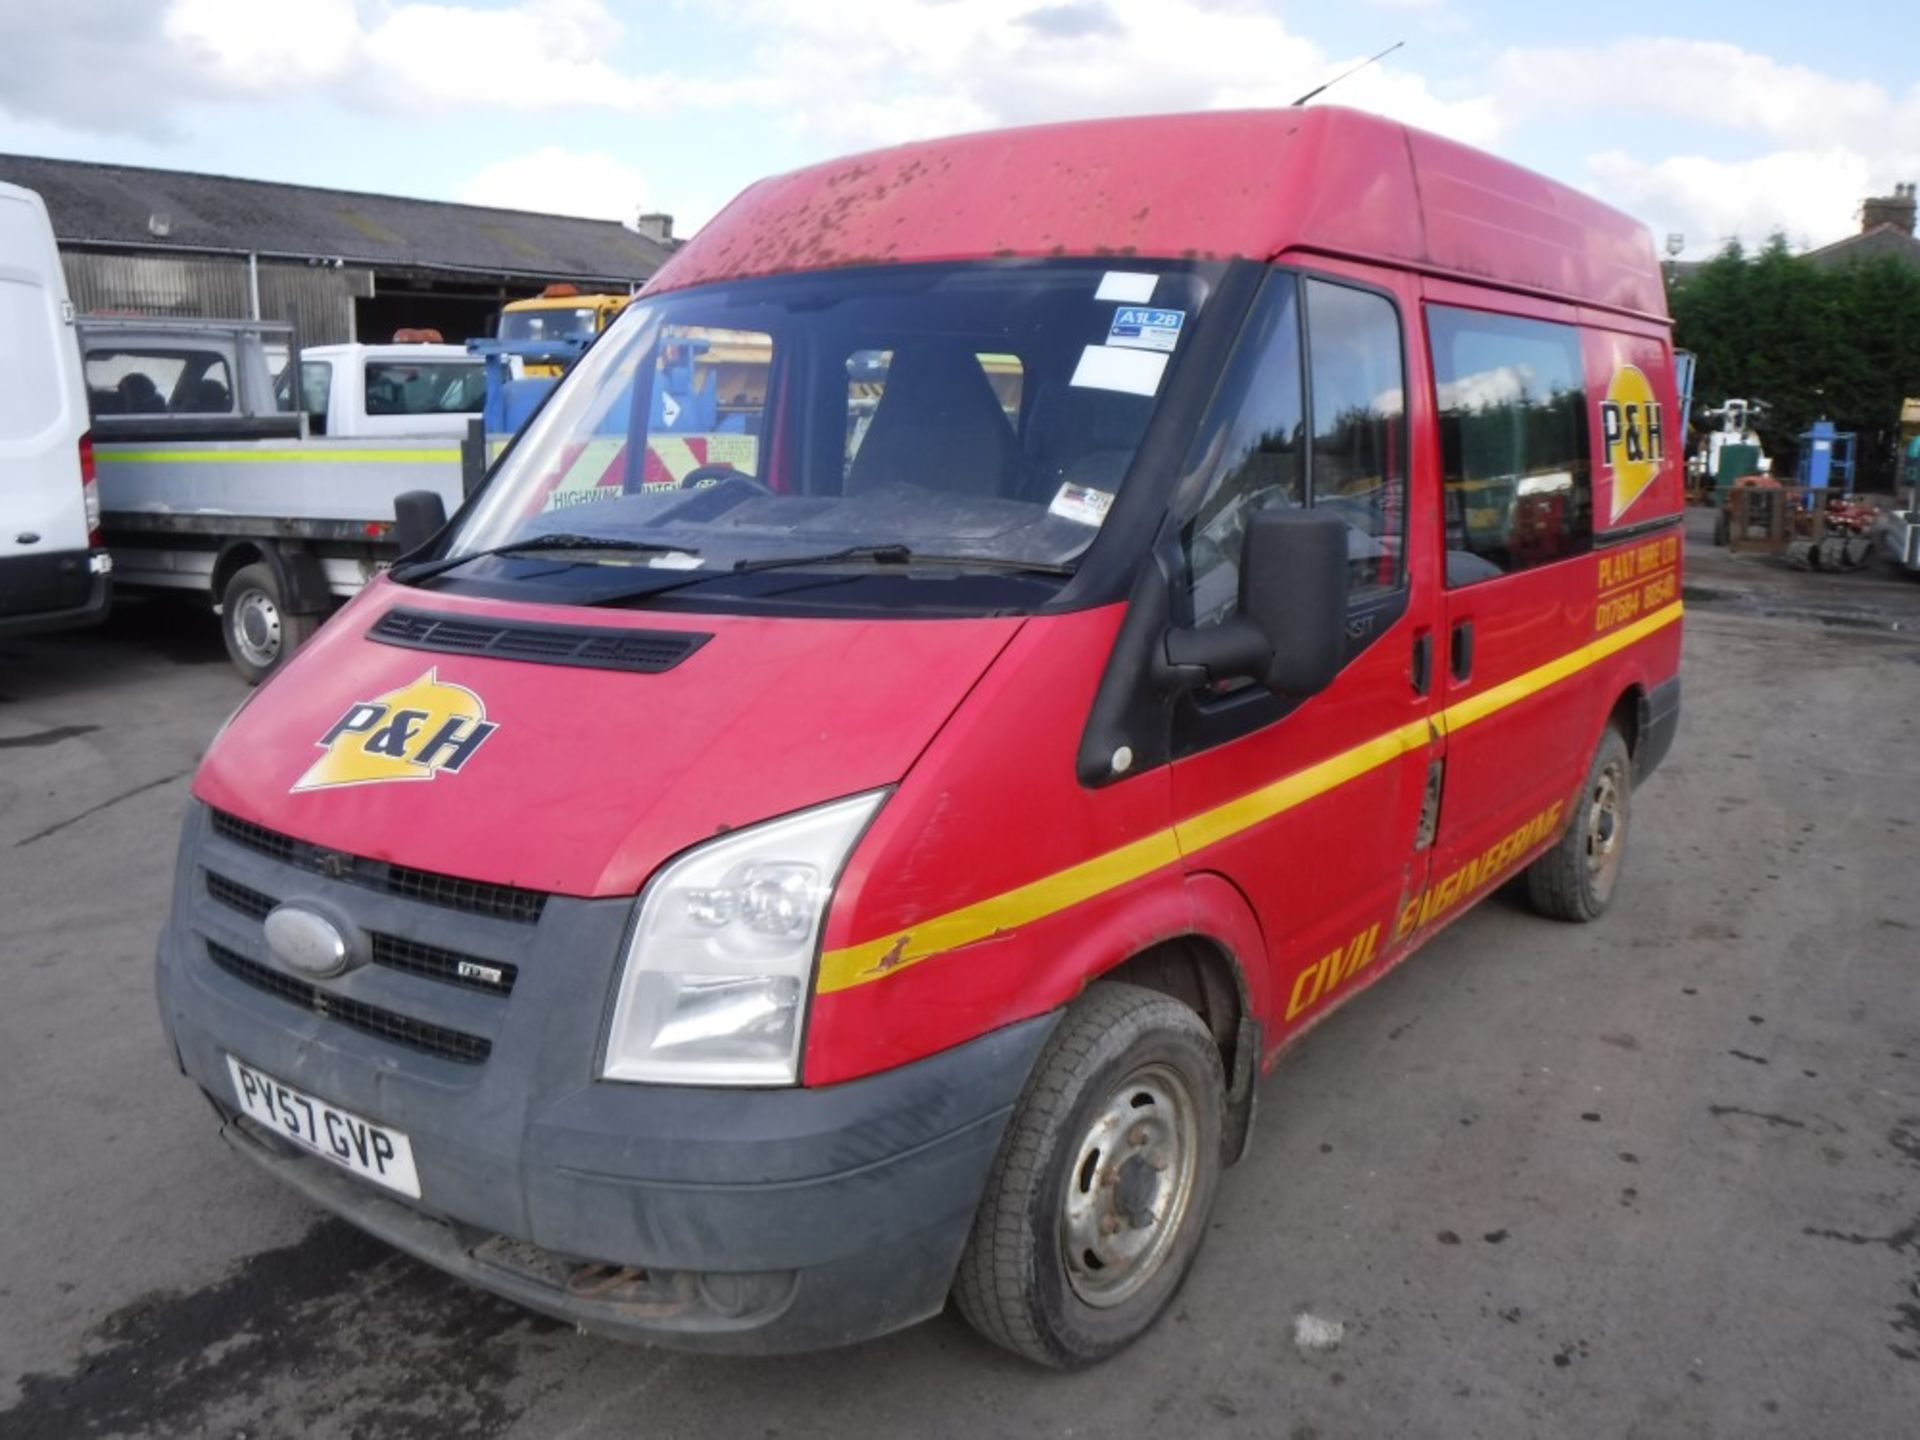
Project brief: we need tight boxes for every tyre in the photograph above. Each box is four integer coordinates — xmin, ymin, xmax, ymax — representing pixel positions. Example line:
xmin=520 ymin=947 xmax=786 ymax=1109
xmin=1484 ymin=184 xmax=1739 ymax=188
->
xmin=220 ymin=562 xmax=318 ymax=685
xmin=1526 ymin=724 xmax=1632 ymax=922
xmin=953 ymin=982 xmax=1225 ymax=1368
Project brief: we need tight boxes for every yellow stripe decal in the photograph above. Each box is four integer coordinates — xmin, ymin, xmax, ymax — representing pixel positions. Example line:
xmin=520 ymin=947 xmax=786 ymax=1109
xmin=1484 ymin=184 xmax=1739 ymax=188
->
xmin=815 ymin=599 xmax=1682 ymax=995
xmin=97 ymin=449 xmax=461 ymax=464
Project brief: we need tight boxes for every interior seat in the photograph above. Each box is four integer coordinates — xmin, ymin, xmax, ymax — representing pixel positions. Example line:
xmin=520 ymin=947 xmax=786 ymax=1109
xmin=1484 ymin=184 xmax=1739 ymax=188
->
xmin=844 ymin=345 xmax=1020 ymax=499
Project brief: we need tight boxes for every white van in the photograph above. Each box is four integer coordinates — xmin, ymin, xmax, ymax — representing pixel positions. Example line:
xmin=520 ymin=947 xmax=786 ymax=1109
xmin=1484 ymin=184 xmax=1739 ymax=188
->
xmin=291 ymin=343 xmax=486 ymax=439
xmin=0 ymin=181 xmax=108 ymax=638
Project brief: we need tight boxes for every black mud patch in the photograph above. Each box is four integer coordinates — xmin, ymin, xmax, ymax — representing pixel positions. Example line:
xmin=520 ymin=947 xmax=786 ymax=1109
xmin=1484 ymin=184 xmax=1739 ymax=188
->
xmin=0 ymin=1219 xmax=563 ymax=1440
xmin=0 ymin=725 xmax=97 ymax=750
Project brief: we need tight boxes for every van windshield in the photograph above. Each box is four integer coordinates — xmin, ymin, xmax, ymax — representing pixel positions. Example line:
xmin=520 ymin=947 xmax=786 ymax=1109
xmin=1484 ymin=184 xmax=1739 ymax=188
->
xmin=445 ymin=260 xmax=1223 ymax=609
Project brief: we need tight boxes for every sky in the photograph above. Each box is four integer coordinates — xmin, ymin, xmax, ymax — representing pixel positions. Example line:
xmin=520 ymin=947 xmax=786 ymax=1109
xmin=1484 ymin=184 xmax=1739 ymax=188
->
xmin=0 ymin=0 xmax=1914 ymax=259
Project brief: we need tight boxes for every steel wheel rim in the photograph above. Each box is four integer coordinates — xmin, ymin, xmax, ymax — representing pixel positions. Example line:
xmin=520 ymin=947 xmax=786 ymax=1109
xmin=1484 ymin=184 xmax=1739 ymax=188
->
xmin=1059 ymin=1061 xmax=1200 ymax=1309
xmin=1586 ymin=759 xmax=1627 ymax=902
xmin=231 ymin=589 xmax=282 ymax=669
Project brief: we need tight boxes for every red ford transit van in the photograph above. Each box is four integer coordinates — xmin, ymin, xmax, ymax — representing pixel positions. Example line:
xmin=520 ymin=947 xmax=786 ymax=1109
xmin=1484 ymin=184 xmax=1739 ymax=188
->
xmin=156 ymin=108 xmax=1683 ymax=1366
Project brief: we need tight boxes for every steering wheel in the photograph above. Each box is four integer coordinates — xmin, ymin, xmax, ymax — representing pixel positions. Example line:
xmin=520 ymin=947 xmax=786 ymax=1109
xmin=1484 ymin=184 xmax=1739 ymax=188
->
xmin=679 ymin=464 xmax=773 ymax=496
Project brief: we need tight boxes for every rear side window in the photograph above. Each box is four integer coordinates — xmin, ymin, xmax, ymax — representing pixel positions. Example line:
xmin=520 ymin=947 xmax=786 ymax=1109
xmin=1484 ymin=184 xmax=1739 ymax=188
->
xmin=1428 ymin=307 xmax=1591 ymax=583
xmin=364 ymin=361 xmax=485 ymax=416
xmin=86 ymin=349 xmax=233 ymax=415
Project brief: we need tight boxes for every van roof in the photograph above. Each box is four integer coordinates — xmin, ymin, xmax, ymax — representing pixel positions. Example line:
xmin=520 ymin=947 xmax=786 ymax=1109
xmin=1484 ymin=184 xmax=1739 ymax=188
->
xmin=647 ymin=106 xmax=1666 ymax=322
xmin=302 ymin=343 xmax=478 ymax=362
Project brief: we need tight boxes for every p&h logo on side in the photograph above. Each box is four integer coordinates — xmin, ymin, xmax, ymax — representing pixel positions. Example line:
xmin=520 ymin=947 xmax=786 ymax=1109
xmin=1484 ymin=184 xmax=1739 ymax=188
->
xmin=1599 ymin=364 xmax=1666 ymax=523
xmin=294 ymin=669 xmax=497 ymax=792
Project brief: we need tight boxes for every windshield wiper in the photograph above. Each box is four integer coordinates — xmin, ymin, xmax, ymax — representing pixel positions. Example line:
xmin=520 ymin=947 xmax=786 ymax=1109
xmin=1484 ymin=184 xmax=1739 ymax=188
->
xmin=579 ymin=543 xmax=1077 ymax=608
xmin=726 ymin=545 xmax=1076 ymax=578
xmin=390 ymin=532 xmax=700 ymax=584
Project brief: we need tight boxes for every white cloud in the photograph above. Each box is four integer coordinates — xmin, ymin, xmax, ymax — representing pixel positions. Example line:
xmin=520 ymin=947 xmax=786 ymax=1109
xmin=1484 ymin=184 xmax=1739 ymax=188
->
xmin=1496 ymin=37 xmax=1920 ymax=255
xmin=1586 ymin=147 xmax=1877 ymax=256
xmin=456 ymin=146 xmax=649 ymax=222
xmin=1496 ymin=38 xmax=1918 ymax=154
xmin=731 ymin=0 xmax=1501 ymax=150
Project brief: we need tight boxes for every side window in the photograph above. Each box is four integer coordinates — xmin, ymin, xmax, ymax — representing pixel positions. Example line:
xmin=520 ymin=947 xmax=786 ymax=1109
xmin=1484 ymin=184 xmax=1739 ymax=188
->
xmin=364 ymin=361 xmax=485 ymax=416
xmin=1177 ymin=274 xmax=1304 ymax=627
xmin=300 ymin=361 xmax=332 ymax=422
xmin=1428 ymin=306 xmax=1591 ymax=583
xmin=85 ymin=349 xmax=232 ymax=416
xmin=1303 ymin=279 xmax=1406 ymax=600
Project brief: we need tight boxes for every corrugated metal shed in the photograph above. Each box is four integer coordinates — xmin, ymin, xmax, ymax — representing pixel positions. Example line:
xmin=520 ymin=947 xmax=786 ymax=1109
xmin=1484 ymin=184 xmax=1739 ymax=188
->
xmin=0 ymin=153 xmax=671 ymax=283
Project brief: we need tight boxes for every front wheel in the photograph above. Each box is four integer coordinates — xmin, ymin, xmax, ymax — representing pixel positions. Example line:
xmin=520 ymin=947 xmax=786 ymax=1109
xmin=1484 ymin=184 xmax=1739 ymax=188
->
xmin=952 ymin=982 xmax=1225 ymax=1368
xmin=221 ymin=562 xmax=318 ymax=685
xmin=1526 ymin=724 xmax=1633 ymax=921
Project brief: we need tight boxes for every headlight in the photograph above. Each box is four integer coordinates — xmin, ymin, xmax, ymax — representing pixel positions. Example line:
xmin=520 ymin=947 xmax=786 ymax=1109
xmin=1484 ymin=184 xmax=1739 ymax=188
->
xmin=602 ymin=790 xmax=887 ymax=1085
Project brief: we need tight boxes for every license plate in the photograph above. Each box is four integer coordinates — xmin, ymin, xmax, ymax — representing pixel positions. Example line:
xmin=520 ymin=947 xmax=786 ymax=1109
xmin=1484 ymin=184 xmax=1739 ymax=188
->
xmin=226 ymin=1056 xmax=421 ymax=1199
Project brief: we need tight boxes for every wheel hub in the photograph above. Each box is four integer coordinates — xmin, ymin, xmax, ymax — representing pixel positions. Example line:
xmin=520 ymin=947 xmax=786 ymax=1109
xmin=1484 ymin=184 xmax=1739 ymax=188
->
xmin=1585 ymin=760 xmax=1627 ymax=901
xmin=1059 ymin=1062 xmax=1200 ymax=1308
xmin=230 ymin=590 xmax=282 ymax=669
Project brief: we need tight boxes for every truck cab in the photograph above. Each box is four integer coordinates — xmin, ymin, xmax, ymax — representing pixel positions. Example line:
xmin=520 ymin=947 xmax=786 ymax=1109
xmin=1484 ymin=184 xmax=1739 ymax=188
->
xmin=0 ymin=181 xmax=109 ymax=639
xmin=156 ymin=108 xmax=1684 ymax=1367
xmin=293 ymin=343 xmax=486 ymax=439
xmin=497 ymin=286 xmax=634 ymax=376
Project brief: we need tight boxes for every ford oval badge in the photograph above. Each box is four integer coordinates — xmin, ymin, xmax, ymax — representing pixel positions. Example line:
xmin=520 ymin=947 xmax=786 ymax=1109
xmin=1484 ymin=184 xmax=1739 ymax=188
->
xmin=264 ymin=904 xmax=353 ymax=979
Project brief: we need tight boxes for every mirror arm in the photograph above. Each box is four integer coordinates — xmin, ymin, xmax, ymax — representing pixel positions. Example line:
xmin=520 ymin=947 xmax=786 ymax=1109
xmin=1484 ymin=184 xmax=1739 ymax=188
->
xmin=1159 ymin=617 xmax=1272 ymax=689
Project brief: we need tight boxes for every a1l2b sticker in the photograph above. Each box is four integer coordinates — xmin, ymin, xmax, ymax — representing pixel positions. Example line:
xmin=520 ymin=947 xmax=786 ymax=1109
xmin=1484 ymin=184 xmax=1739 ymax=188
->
xmin=293 ymin=668 xmax=498 ymax=792
xmin=1107 ymin=307 xmax=1185 ymax=352
xmin=1599 ymin=364 xmax=1667 ymax=523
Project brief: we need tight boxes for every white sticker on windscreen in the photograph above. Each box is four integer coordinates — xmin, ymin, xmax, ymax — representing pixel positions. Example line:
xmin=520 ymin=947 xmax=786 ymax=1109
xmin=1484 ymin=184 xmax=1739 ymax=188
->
xmin=1094 ymin=271 xmax=1158 ymax=304
xmin=1107 ymin=306 xmax=1184 ymax=353
xmin=1069 ymin=344 xmax=1168 ymax=397
xmin=1049 ymin=482 xmax=1115 ymax=527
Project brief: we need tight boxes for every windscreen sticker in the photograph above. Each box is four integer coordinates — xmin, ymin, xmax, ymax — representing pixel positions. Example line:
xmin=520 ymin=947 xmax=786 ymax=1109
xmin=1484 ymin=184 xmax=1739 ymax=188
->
xmin=1070 ymin=343 xmax=1168 ymax=397
xmin=1049 ymin=481 xmax=1115 ymax=527
xmin=1107 ymin=306 xmax=1185 ymax=353
xmin=1094 ymin=271 xmax=1159 ymax=304
xmin=293 ymin=669 xmax=497 ymax=792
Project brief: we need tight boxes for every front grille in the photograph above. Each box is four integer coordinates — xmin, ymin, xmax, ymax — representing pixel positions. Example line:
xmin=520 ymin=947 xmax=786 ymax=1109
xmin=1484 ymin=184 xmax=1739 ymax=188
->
xmin=205 ymin=871 xmax=519 ymax=996
xmin=209 ymin=810 xmax=546 ymax=925
xmin=206 ymin=941 xmax=493 ymax=1064
xmin=370 ymin=607 xmax=711 ymax=674
xmin=371 ymin=932 xmax=518 ymax=996
xmin=383 ymin=864 xmax=545 ymax=925
xmin=211 ymin=812 xmax=294 ymax=865
xmin=206 ymin=871 xmax=274 ymax=921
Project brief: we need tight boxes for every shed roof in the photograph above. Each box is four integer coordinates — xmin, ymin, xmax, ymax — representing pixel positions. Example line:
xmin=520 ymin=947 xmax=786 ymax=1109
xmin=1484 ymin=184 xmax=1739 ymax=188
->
xmin=648 ymin=106 xmax=1666 ymax=321
xmin=1803 ymin=224 xmax=1920 ymax=271
xmin=0 ymin=153 xmax=671 ymax=284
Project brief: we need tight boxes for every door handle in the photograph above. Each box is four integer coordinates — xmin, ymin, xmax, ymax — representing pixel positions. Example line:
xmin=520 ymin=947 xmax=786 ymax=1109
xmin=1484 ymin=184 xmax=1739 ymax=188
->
xmin=1450 ymin=618 xmax=1475 ymax=683
xmin=1410 ymin=631 xmax=1432 ymax=696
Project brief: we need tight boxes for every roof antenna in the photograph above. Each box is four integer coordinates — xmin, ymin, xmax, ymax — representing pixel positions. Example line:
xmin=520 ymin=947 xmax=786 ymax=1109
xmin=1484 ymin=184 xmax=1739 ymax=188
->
xmin=1291 ymin=41 xmax=1405 ymax=107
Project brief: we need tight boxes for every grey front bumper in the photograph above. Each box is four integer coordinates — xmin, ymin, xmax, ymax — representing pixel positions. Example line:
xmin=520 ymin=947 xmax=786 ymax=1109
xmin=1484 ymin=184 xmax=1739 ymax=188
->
xmin=156 ymin=802 xmax=1058 ymax=1352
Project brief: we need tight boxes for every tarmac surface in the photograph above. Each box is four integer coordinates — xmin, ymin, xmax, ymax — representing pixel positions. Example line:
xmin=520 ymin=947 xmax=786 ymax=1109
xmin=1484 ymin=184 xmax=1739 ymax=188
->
xmin=2 ymin=530 xmax=1918 ymax=1439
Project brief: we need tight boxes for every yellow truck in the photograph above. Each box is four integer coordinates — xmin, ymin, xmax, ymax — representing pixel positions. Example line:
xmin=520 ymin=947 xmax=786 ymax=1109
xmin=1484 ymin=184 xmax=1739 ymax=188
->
xmin=496 ymin=285 xmax=634 ymax=375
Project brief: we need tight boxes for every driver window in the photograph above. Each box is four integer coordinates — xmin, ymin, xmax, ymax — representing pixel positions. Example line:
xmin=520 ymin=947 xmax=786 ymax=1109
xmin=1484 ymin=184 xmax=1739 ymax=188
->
xmin=1177 ymin=274 xmax=1304 ymax=628
xmin=1303 ymin=278 xmax=1407 ymax=601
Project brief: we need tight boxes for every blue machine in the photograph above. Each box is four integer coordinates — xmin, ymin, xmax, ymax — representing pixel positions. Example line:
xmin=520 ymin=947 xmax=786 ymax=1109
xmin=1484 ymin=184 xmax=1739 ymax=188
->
xmin=466 ymin=336 xmax=592 ymax=435
xmin=1795 ymin=417 xmax=1856 ymax=494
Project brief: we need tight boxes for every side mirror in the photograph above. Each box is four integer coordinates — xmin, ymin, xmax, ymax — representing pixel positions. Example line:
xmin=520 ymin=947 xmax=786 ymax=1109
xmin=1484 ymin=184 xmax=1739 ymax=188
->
xmin=393 ymin=490 xmax=449 ymax=557
xmin=1163 ymin=508 xmax=1350 ymax=696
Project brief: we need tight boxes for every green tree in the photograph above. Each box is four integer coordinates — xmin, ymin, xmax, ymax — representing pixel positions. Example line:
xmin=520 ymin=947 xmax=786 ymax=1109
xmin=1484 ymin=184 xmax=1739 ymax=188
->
xmin=1669 ymin=236 xmax=1920 ymax=490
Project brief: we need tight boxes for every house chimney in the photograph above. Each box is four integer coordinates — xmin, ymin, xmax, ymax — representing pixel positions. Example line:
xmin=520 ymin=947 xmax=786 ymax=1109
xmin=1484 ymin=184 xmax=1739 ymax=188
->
xmin=635 ymin=211 xmax=674 ymax=244
xmin=1862 ymin=183 xmax=1916 ymax=236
